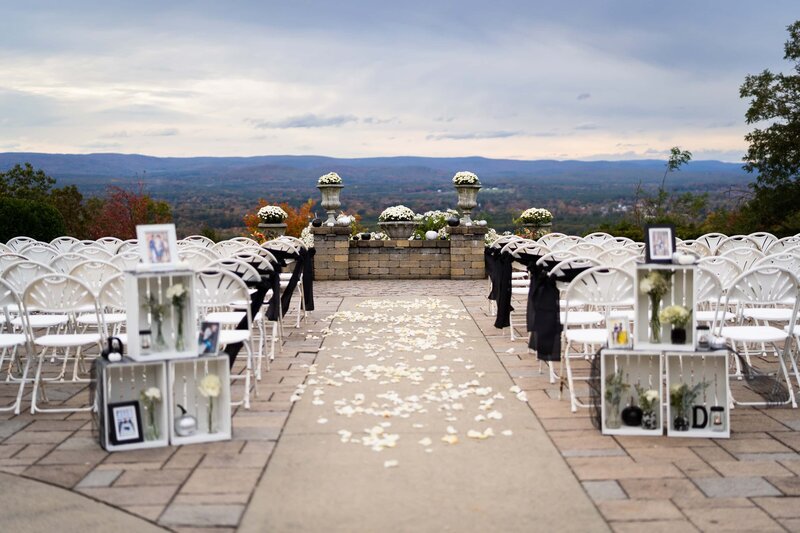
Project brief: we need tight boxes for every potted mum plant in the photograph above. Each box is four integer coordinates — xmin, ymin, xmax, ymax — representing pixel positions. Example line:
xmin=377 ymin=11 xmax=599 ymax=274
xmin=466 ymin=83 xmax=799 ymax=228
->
xmin=378 ymin=205 xmax=416 ymax=239
xmin=257 ymin=205 xmax=288 ymax=239
xmin=518 ymin=208 xmax=553 ymax=238
xmin=317 ymin=172 xmax=344 ymax=224
xmin=452 ymin=171 xmax=481 ymax=225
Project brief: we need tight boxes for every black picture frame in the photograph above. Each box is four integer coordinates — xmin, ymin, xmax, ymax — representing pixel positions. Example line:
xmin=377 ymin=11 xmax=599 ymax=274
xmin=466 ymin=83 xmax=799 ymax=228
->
xmin=108 ymin=401 xmax=144 ymax=445
xmin=644 ymin=224 xmax=676 ymax=263
xmin=198 ymin=321 xmax=220 ymax=355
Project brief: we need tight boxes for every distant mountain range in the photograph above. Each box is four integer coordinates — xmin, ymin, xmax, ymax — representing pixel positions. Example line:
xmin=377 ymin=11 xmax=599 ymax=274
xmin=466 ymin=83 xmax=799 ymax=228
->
xmin=0 ymin=151 xmax=753 ymax=195
xmin=0 ymin=152 xmax=754 ymax=234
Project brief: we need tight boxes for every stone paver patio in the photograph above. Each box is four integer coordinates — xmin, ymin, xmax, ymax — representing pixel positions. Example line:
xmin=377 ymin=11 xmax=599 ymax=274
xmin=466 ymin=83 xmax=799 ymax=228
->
xmin=1 ymin=280 xmax=800 ymax=531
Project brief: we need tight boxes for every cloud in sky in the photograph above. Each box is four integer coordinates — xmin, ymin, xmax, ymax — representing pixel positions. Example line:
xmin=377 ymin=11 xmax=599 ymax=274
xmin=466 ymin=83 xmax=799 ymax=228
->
xmin=248 ymin=114 xmax=359 ymax=129
xmin=0 ymin=1 xmax=797 ymax=161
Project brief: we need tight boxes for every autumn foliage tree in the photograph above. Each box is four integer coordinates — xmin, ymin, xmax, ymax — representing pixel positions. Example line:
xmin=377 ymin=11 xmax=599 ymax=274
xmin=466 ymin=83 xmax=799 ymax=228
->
xmin=90 ymin=183 xmax=172 ymax=239
xmin=243 ymin=198 xmax=317 ymax=241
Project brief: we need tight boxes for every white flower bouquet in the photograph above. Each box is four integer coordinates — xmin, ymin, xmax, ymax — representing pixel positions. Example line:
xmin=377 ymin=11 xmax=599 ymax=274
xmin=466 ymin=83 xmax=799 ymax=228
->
xmin=660 ymin=305 xmax=691 ymax=328
xmin=198 ymin=374 xmax=221 ymax=398
xmin=198 ymin=373 xmax=222 ymax=434
xmin=378 ymin=205 xmax=415 ymax=222
xmin=257 ymin=205 xmax=288 ymax=223
xmin=300 ymin=224 xmax=314 ymax=248
xmin=518 ymin=207 xmax=553 ymax=225
xmin=140 ymin=387 xmax=162 ymax=440
xmin=318 ymin=172 xmax=343 ymax=185
xmin=452 ymin=171 xmax=480 ymax=186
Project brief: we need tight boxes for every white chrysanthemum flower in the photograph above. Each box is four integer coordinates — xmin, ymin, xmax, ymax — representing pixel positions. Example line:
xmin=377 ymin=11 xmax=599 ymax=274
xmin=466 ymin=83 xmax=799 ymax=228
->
xmin=519 ymin=207 xmax=553 ymax=225
xmin=257 ymin=205 xmax=289 ymax=223
xmin=317 ymin=172 xmax=343 ymax=185
xmin=142 ymin=387 xmax=161 ymax=401
xmin=378 ymin=205 xmax=415 ymax=222
xmin=452 ymin=171 xmax=480 ymax=185
xmin=198 ymin=374 xmax=222 ymax=398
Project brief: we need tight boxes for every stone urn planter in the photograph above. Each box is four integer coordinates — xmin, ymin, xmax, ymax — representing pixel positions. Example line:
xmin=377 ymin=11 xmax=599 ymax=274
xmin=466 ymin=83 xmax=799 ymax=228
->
xmin=455 ymin=184 xmax=481 ymax=225
xmin=317 ymin=184 xmax=344 ymax=224
xmin=258 ymin=222 xmax=287 ymax=239
xmin=378 ymin=221 xmax=416 ymax=240
xmin=522 ymin=223 xmax=552 ymax=239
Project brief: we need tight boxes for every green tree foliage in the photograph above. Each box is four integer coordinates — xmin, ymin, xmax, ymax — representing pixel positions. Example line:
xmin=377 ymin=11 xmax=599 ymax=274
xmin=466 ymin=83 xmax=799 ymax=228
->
xmin=0 ymin=197 xmax=66 ymax=242
xmin=0 ymin=163 xmax=56 ymax=202
xmin=603 ymin=147 xmax=707 ymax=240
xmin=736 ymin=20 xmax=800 ymax=235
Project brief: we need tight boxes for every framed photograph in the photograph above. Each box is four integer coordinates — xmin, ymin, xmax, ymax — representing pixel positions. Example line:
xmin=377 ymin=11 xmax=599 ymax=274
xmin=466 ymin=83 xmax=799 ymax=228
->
xmin=607 ymin=317 xmax=632 ymax=348
xmin=137 ymin=224 xmax=178 ymax=267
xmin=645 ymin=224 xmax=675 ymax=263
xmin=108 ymin=401 xmax=143 ymax=445
xmin=198 ymin=321 xmax=220 ymax=355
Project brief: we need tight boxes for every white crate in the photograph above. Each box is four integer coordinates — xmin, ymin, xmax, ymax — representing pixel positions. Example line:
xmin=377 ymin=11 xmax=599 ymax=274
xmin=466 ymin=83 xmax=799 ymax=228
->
xmin=97 ymin=358 xmax=169 ymax=452
xmin=665 ymin=351 xmax=730 ymax=438
xmin=168 ymin=355 xmax=232 ymax=445
xmin=124 ymin=268 xmax=199 ymax=361
xmin=634 ymin=264 xmax=697 ymax=351
xmin=600 ymin=350 xmax=663 ymax=436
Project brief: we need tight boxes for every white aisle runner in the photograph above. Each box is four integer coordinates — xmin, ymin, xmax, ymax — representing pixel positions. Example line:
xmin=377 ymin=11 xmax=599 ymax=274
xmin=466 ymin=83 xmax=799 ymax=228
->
xmin=240 ymin=296 xmax=608 ymax=532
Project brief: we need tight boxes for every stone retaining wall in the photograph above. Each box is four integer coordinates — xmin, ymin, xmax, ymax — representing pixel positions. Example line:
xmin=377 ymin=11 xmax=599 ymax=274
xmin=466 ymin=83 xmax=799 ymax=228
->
xmin=312 ymin=226 xmax=487 ymax=280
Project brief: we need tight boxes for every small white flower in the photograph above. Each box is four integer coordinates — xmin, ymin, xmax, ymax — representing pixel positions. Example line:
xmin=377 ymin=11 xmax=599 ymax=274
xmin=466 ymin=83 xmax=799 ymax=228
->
xmin=383 ymin=459 xmax=399 ymax=468
xmin=452 ymin=171 xmax=480 ymax=185
xmin=198 ymin=374 xmax=221 ymax=398
xmin=378 ymin=205 xmax=415 ymax=222
xmin=257 ymin=205 xmax=289 ymax=223
xmin=318 ymin=172 xmax=343 ymax=185
xmin=519 ymin=207 xmax=553 ymax=225
xmin=142 ymin=387 xmax=161 ymax=402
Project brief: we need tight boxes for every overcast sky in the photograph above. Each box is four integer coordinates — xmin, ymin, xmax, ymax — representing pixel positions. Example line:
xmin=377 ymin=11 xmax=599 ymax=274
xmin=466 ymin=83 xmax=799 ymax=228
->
xmin=0 ymin=1 xmax=796 ymax=161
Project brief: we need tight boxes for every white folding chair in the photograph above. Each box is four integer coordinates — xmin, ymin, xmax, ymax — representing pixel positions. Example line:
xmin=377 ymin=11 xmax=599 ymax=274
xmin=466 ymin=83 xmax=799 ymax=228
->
xmin=559 ymin=266 xmax=634 ymax=412
xmin=538 ymin=233 xmax=567 ymax=247
xmin=233 ymin=252 xmax=281 ymax=367
xmin=19 ymin=243 xmax=58 ymax=264
xmin=179 ymin=248 xmax=215 ymax=271
xmin=69 ymin=260 xmax=124 ymax=333
xmin=716 ymin=266 xmax=800 ymax=408
xmin=678 ymin=239 xmax=712 ymax=258
xmin=695 ymin=232 xmax=728 ymax=255
xmin=720 ymin=247 xmax=765 ymax=272
xmin=50 ymin=236 xmax=80 ymax=254
xmin=7 ymin=236 xmax=38 ymax=253
xmin=98 ymin=274 xmax=127 ymax=340
xmin=263 ymin=240 xmax=306 ymax=328
xmin=583 ymin=232 xmax=614 ymax=244
xmin=50 ymin=252 xmax=90 ymax=274
xmin=23 ymin=274 xmax=103 ymax=413
xmin=597 ymin=247 xmax=640 ymax=267
xmin=211 ymin=240 xmax=248 ymax=258
xmin=181 ymin=235 xmax=215 ymax=248
xmin=115 ymin=239 xmax=139 ymax=254
xmin=94 ymin=236 xmax=122 ymax=253
xmin=110 ymin=250 xmax=141 ymax=271
xmin=205 ymin=258 xmax=268 ymax=381
xmin=766 ymin=236 xmax=800 ymax=256
xmin=0 ymin=253 xmax=27 ymax=274
xmin=194 ymin=270 xmax=255 ymax=409
xmin=749 ymin=232 xmax=778 ymax=253
xmin=716 ymin=235 xmax=760 ymax=255
xmin=0 ymin=279 xmax=33 ymax=414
